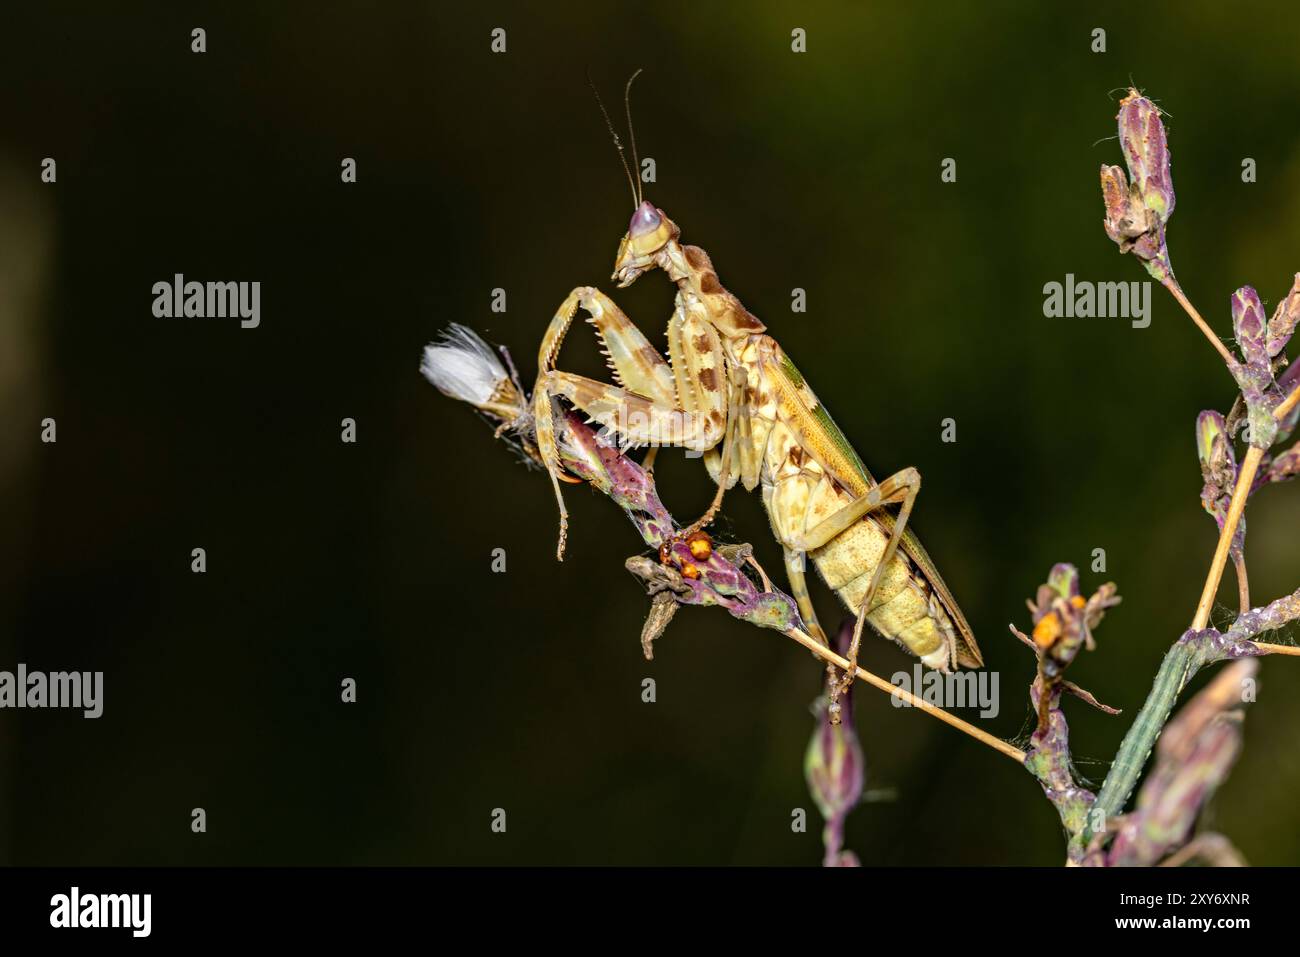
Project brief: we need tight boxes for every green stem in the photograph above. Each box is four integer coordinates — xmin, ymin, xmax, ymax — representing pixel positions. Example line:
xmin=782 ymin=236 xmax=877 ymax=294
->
xmin=1087 ymin=641 xmax=1199 ymax=841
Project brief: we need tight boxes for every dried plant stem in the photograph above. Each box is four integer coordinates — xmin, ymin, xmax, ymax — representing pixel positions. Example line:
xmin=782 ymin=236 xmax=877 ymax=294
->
xmin=1255 ymin=641 xmax=1300 ymax=656
xmin=781 ymin=625 xmax=1026 ymax=763
xmin=1165 ymin=280 xmax=1237 ymax=366
xmin=1232 ymin=553 xmax=1250 ymax=614
xmin=1192 ymin=445 xmax=1264 ymax=631
xmin=1277 ymin=379 xmax=1300 ymax=421
xmin=1189 ymin=380 xmax=1299 ymax=631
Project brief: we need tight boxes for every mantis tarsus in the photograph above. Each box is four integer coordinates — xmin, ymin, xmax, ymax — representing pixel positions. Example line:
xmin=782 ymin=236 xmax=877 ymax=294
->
xmin=532 ymin=74 xmax=983 ymax=710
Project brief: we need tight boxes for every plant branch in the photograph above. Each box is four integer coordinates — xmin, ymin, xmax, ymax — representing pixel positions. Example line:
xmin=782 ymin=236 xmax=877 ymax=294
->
xmin=1165 ymin=280 xmax=1237 ymax=367
xmin=1188 ymin=381 xmax=1299 ymax=632
xmin=1191 ymin=445 xmax=1265 ymax=631
xmin=1089 ymin=586 xmax=1300 ymax=841
xmin=1255 ymin=641 xmax=1300 ymax=656
xmin=1276 ymin=378 xmax=1300 ymax=422
xmin=781 ymin=623 xmax=1025 ymax=763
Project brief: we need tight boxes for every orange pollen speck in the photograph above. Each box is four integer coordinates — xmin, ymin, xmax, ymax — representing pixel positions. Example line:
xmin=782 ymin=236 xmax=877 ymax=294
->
xmin=686 ymin=531 xmax=713 ymax=561
xmin=1033 ymin=612 xmax=1062 ymax=648
xmin=1070 ymin=595 xmax=1086 ymax=609
xmin=680 ymin=562 xmax=700 ymax=580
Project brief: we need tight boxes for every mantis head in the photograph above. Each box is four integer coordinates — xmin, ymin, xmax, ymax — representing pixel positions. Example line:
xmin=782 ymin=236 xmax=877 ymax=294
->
xmin=613 ymin=200 xmax=679 ymax=287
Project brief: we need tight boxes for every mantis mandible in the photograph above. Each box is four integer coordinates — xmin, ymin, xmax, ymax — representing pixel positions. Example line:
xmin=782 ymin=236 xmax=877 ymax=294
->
xmin=531 ymin=73 xmax=983 ymax=708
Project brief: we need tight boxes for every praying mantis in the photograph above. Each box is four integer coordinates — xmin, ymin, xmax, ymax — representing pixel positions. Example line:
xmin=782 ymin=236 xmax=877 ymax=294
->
xmin=531 ymin=74 xmax=983 ymax=707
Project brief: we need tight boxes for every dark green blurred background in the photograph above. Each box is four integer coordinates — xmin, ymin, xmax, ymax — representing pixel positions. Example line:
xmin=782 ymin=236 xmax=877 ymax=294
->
xmin=2 ymin=2 xmax=1298 ymax=865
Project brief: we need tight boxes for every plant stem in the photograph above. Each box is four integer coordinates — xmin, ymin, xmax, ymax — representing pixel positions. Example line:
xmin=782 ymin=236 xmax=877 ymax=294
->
xmin=1276 ymin=380 xmax=1300 ymax=422
xmin=1164 ymin=280 xmax=1232 ymax=366
xmin=1192 ymin=445 xmax=1264 ymax=631
xmin=1232 ymin=552 xmax=1250 ymax=614
xmin=1088 ymin=588 xmax=1300 ymax=843
xmin=1090 ymin=640 xmax=1197 ymax=834
xmin=1165 ymin=280 xmax=1237 ymax=366
xmin=1255 ymin=641 xmax=1300 ymax=656
xmin=782 ymin=626 xmax=1026 ymax=763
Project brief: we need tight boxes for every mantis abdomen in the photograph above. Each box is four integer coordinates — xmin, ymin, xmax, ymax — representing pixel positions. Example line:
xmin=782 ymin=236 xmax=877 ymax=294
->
xmin=756 ymin=375 xmax=965 ymax=673
xmin=812 ymin=516 xmax=959 ymax=671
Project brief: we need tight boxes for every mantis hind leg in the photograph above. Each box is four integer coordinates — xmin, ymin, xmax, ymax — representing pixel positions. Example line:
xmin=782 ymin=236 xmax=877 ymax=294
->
xmin=828 ymin=467 xmax=923 ymax=710
xmin=777 ymin=465 xmax=925 ymax=712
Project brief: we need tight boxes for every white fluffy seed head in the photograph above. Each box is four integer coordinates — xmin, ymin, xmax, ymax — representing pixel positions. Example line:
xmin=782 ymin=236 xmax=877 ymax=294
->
xmin=420 ymin=324 xmax=509 ymax=405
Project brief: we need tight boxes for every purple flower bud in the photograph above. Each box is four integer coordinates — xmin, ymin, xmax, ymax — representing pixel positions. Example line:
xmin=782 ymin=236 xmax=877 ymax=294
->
xmin=804 ymin=621 xmax=865 ymax=866
xmin=1265 ymin=443 xmax=1300 ymax=485
xmin=1232 ymin=286 xmax=1269 ymax=365
xmin=804 ymin=700 xmax=864 ymax=824
xmin=1268 ymin=273 xmax=1300 ymax=359
xmin=1118 ymin=91 xmax=1175 ymax=221
xmin=1101 ymin=91 xmax=1177 ymax=283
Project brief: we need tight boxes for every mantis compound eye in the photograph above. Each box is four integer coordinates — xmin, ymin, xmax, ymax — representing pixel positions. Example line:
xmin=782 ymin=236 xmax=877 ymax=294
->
xmin=629 ymin=201 xmax=661 ymax=237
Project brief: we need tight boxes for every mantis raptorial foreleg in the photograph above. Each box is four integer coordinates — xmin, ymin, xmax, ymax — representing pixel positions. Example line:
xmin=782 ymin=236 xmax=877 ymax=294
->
xmin=534 ymin=286 xmax=697 ymax=558
xmin=680 ymin=364 xmax=747 ymax=539
xmin=534 ymin=286 xmax=733 ymax=557
xmin=540 ymin=371 xmax=724 ymax=451
xmin=536 ymin=286 xmax=678 ymax=408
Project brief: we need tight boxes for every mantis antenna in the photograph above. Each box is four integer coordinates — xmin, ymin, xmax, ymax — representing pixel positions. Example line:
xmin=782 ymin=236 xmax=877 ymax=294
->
xmin=586 ymin=68 xmax=639 ymax=210
xmin=624 ymin=68 xmax=643 ymax=206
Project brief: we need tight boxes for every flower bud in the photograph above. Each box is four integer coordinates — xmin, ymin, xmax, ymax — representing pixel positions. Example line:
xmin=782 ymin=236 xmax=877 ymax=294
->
xmin=1100 ymin=164 xmax=1135 ymax=245
xmin=1118 ymin=90 xmax=1175 ymax=221
xmin=1267 ymin=273 xmax=1300 ymax=359
xmin=1231 ymin=286 xmax=1269 ymax=366
xmin=804 ymin=699 xmax=864 ymax=825
xmin=1196 ymin=410 xmax=1237 ymax=529
xmin=804 ymin=621 xmax=865 ymax=867
xmin=1101 ymin=91 xmax=1177 ymax=283
xmin=1196 ymin=410 xmax=1233 ymax=479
